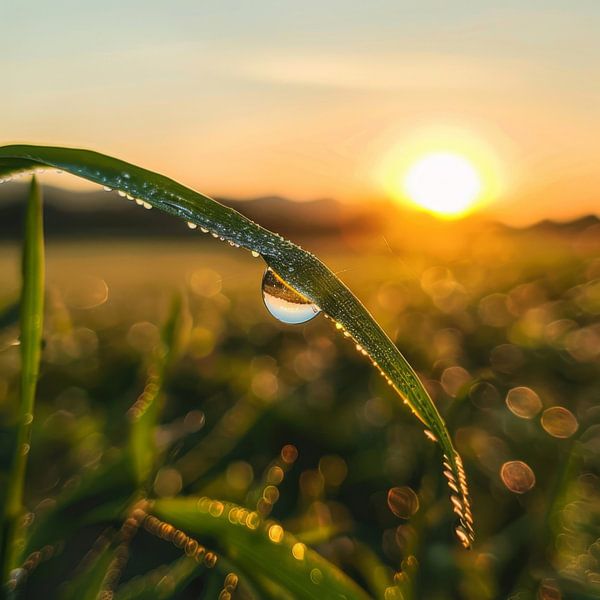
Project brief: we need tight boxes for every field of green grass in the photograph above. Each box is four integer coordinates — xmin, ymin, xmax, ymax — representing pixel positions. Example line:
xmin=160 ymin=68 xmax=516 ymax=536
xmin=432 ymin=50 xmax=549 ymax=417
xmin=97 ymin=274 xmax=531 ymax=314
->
xmin=1 ymin=229 xmax=599 ymax=598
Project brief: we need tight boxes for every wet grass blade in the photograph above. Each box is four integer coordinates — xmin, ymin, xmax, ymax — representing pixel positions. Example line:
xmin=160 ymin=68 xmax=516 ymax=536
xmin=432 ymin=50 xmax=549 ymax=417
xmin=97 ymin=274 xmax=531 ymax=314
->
xmin=0 ymin=177 xmax=45 ymax=585
xmin=0 ymin=144 xmax=474 ymax=546
xmin=152 ymin=496 xmax=371 ymax=600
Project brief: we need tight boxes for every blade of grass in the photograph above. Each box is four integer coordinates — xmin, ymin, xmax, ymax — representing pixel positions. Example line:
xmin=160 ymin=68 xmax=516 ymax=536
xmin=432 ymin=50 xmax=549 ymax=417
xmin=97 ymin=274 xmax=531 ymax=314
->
xmin=152 ymin=496 xmax=371 ymax=600
xmin=0 ymin=144 xmax=474 ymax=546
xmin=0 ymin=177 xmax=45 ymax=586
xmin=129 ymin=294 xmax=184 ymax=486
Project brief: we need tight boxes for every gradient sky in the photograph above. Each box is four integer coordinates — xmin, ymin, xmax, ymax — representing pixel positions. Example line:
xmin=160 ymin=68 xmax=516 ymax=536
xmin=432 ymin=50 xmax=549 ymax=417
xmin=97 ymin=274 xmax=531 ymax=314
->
xmin=2 ymin=1 xmax=599 ymax=224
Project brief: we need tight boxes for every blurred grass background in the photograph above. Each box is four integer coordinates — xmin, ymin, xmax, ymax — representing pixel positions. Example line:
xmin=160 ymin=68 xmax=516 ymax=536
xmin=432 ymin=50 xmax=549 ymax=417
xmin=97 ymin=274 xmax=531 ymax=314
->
xmin=0 ymin=220 xmax=599 ymax=598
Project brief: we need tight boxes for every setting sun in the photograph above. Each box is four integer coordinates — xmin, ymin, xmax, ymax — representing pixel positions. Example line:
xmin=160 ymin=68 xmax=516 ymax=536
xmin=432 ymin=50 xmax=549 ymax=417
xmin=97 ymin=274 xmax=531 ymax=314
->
xmin=403 ymin=152 xmax=482 ymax=218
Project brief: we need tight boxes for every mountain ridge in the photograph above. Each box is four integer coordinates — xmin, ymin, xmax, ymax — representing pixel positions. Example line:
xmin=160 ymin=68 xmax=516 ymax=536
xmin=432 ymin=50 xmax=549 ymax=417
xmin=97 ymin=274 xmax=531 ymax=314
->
xmin=0 ymin=182 xmax=597 ymax=241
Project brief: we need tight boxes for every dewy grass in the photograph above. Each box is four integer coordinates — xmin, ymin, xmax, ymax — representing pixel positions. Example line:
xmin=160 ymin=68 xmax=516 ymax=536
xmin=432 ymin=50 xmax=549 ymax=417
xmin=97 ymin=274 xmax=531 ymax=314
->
xmin=0 ymin=144 xmax=474 ymax=546
xmin=0 ymin=144 xmax=478 ymax=596
xmin=0 ymin=178 xmax=45 ymax=585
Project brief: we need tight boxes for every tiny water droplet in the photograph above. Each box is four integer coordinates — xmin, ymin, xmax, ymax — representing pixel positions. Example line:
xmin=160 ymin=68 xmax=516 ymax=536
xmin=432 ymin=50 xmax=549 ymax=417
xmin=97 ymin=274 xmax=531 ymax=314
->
xmin=200 ymin=227 xmax=209 ymax=233
xmin=21 ymin=443 xmax=30 ymax=456
xmin=423 ymin=429 xmax=437 ymax=442
xmin=103 ymin=186 xmax=112 ymax=192
xmin=261 ymin=268 xmax=321 ymax=325
xmin=23 ymin=413 xmax=34 ymax=425
xmin=135 ymin=199 xmax=144 ymax=206
xmin=455 ymin=525 xmax=471 ymax=548
xmin=118 ymin=190 xmax=127 ymax=197
xmin=187 ymin=222 xmax=197 ymax=229
xmin=251 ymin=251 xmax=260 ymax=258
xmin=143 ymin=202 xmax=152 ymax=210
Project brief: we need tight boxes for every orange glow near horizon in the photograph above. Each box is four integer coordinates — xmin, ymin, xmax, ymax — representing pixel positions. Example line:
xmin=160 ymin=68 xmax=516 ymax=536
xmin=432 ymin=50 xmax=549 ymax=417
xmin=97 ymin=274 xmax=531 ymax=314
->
xmin=403 ymin=152 xmax=482 ymax=218
xmin=379 ymin=125 xmax=505 ymax=220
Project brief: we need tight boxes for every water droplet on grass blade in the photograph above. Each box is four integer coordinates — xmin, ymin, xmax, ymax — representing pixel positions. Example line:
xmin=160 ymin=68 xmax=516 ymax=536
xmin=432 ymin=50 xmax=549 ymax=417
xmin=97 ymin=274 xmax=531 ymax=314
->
xmin=261 ymin=268 xmax=321 ymax=324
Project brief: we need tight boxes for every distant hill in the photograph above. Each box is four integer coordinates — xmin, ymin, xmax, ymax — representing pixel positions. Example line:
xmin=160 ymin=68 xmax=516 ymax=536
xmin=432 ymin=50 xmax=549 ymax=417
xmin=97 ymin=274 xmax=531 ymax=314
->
xmin=0 ymin=182 xmax=598 ymax=243
xmin=0 ymin=183 xmax=382 ymax=240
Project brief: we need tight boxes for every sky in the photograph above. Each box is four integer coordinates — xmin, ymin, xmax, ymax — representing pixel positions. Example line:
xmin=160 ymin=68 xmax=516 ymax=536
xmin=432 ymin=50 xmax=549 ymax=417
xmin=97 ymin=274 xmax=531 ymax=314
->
xmin=2 ymin=1 xmax=599 ymax=224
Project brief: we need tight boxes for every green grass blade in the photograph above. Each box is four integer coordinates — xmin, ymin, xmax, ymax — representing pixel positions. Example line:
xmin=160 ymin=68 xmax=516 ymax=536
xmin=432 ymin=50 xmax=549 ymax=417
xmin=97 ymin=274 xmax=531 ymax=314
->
xmin=0 ymin=144 xmax=474 ymax=546
xmin=0 ymin=177 xmax=45 ymax=585
xmin=129 ymin=294 xmax=184 ymax=485
xmin=152 ymin=496 xmax=371 ymax=600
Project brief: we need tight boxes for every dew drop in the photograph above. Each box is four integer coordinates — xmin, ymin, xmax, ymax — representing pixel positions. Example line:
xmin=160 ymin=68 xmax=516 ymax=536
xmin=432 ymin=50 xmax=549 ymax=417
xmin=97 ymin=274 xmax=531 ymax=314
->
xmin=187 ymin=221 xmax=197 ymax=229
xmin=23 ymin=413 xmax=34 ymax=425
xmin=423 ymin=429 xmax=437 ymax=442
xmin=118 ymin=190 xmax=127 ymax=197
xmin=143 ymin=202 xmax=152 ymax=210
xmin=200 ymin=227 xmax=209 ymax=233
xmin=261 ymin=268 xmax=321 ymax=325
xmin=251 ymin=251 xmax=260 ymax=258
xmin=455 ymin=525 xmax=471 ymax=549
xmin=103 ymin=186 xmax=112 ymax=192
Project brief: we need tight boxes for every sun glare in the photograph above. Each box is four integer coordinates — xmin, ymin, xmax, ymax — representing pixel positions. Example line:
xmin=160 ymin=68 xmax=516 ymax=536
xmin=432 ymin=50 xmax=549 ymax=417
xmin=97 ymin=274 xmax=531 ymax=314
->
xmin=403 ymin=152 xmax=482 ymax=218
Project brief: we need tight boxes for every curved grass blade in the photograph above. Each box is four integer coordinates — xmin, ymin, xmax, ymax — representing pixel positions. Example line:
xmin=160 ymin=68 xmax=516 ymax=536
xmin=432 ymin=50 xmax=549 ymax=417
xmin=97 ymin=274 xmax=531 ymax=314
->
xmin=152 ymin=496 xmax=371 ymax=600
xmin=0 ymin=144 xmax=474 ymax=546
xmin=1 ymin=177 xmax=45 ymax=586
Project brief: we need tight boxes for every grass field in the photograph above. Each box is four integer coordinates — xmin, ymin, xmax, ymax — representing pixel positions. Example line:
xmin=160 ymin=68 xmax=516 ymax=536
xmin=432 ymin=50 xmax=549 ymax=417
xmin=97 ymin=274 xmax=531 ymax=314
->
xmin=1 ymin=229 xmax=599 ymax=598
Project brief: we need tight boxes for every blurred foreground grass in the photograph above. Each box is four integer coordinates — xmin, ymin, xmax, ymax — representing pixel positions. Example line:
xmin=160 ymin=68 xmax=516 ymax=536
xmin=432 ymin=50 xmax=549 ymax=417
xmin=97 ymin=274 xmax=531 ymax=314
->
xmin=0 ymin=229 xmax=599 ymax=599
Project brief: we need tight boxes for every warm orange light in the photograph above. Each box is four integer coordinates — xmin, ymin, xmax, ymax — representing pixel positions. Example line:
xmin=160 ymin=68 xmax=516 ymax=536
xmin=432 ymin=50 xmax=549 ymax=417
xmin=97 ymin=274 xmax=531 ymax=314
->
xmin=403 ymin=152 xmax=482 ymax=218
xmin=377 ymin=125 xmax=505 ymax=219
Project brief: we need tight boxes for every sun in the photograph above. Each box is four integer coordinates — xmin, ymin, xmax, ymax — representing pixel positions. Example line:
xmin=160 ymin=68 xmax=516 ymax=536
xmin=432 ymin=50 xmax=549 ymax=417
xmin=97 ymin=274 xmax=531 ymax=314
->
xmin=403 ymin=152 xmax=482 ymax=218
